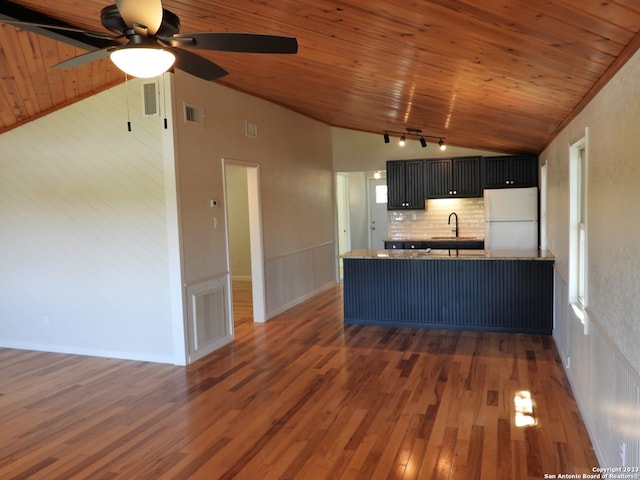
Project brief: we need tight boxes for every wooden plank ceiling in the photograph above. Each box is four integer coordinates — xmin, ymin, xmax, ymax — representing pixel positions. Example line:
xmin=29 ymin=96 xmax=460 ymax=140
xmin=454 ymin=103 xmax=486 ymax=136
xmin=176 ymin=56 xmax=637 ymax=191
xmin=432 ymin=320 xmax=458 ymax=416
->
xmin=1 ymin=0 xmax=640 ymax=154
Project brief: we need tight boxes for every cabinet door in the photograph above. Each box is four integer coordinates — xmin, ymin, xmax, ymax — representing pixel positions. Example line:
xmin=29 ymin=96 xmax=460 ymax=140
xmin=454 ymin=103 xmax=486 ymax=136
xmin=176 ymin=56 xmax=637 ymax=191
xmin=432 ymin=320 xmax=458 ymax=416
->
xmin=386 ymin=161 xmax=407 ymax=209
xmin=425 ymin=159 xmax=452 ymax=198
xmin=386 ymin=160 xmax=425 ymax=209
xmin=483 ymin=156 xmax=512 ymax=188
xmin=452 ymin=156 xmax=481 ymax=197
xmin=404 ymin=160 xmax=425 ymax=208
xmin=510 ymin=155 xmax=538 ymax=187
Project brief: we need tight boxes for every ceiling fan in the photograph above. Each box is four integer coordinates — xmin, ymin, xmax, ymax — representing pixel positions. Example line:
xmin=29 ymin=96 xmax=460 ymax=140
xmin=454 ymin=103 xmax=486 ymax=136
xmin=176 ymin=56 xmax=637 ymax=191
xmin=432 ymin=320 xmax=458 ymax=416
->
xmin=0 ymin=0 xmax=298 ymax=80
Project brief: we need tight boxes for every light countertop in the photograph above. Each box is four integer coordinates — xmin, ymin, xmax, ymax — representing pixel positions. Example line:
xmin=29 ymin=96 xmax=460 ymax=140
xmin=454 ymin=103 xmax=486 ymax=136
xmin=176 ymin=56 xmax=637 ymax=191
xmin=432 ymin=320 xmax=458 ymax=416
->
xmin=385 ymin=237 xmax=484 ymax=241
xmin=341 ymin=249 xmax=554 ymax=260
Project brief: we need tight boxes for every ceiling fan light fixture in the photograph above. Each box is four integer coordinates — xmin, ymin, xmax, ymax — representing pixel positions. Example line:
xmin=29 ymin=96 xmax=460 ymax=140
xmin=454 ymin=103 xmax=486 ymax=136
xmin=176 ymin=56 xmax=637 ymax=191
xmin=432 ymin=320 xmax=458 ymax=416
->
xmin=110 ymin=46 xmax=176 ymax=78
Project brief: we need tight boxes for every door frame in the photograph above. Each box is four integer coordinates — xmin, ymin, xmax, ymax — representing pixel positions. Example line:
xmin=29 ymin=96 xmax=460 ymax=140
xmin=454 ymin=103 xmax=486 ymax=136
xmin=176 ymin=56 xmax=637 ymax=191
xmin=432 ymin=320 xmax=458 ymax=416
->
xmin=222 ymin=158 xmax=267 ymax=323
xmin=336 ymin=173 xmax=351 ymax=255
xmin=368 ymin=176 xmax=388 ymax=249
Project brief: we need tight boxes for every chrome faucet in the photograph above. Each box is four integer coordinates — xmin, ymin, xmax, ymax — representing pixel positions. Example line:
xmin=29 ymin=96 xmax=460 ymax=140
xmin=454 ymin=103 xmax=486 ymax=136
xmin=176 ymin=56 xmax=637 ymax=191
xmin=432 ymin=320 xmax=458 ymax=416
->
xmin=448 ymin=212 xmax=458 ymax=237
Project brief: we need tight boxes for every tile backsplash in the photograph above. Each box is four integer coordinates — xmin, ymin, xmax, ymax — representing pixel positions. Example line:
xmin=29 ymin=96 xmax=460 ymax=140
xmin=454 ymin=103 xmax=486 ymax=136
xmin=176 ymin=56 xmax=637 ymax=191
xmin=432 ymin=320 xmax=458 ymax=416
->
xmin=387 ymin=197 xmax=485 ymax=239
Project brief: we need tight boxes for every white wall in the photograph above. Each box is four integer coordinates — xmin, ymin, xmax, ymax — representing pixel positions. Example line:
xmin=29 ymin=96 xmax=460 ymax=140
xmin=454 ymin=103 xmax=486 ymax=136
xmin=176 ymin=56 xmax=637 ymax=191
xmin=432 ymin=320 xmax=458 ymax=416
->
xmin=0 ymin=79 xmax=182 ymax=363
xmin=332 ymin=127 xmax=505 ymax=172
xmin=0 ymin=69 xmax=338 ymax=363
xmin=171 ymin=71 xmax=336 ymax=318
xmin=542 ymin=48 xmax=640 ymax=466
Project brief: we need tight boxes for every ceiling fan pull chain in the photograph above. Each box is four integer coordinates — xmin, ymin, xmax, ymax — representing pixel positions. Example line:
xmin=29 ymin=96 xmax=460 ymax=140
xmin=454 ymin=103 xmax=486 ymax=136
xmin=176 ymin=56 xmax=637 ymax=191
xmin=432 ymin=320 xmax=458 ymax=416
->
xmin=125 ymin=73 xmax=132 ymax=132
xmin=162 ymin=73 xmax=168 ymax=130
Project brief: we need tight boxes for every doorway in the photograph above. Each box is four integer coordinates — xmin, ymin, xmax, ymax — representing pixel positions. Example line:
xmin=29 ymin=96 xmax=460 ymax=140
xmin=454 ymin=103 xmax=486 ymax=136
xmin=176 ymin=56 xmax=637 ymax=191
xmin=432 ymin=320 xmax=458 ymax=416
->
xmin=335 ymin=172 xmax=387 ymax=281
xmin=336 ymin=173 xmax=350 ymax=282
xmin=223 ymin=160 xmax=266 ymax=324
xmin=336 ymin=173 xmax=351 ymax=255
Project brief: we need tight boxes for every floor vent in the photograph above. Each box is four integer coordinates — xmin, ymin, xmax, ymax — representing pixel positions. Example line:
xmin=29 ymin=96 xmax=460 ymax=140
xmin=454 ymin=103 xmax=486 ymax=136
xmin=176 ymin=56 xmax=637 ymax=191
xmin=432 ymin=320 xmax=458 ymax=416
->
xmin=142 ymin=81 xmax=159 ymax=116
xmin=184 ymin=103 xmax=205 ymax=124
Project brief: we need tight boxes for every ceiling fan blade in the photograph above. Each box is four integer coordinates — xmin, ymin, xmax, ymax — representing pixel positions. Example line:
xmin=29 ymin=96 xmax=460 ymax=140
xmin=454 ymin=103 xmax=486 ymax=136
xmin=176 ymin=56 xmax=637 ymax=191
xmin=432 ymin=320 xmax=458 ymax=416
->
xmin=169 ymin=32 xmax=298 ymax=54
xmin=172 ymin=48 xmax=228 ymax=81
xmin=53 ymin=47 xmax=114 ymax=69
xmin=115 ymin=0 xmax=163 ymax=35
xmin=0 ymin=18 xmax=120 ymax=40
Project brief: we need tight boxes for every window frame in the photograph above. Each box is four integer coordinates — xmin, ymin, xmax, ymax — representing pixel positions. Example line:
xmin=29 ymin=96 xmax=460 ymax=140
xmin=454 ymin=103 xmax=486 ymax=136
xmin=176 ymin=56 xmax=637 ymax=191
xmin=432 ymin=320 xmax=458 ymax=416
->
xmin=569 ymin=134 xmax=588 ymax=314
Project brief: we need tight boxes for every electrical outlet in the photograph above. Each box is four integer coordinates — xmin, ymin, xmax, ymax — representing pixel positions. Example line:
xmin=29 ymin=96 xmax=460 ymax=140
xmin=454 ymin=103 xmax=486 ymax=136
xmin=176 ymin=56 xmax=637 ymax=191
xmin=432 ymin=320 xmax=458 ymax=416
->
xmin=42 ymin=314 xmax=50 ymax=326
xmin=620 ymin=440 xmax=627 ymax=466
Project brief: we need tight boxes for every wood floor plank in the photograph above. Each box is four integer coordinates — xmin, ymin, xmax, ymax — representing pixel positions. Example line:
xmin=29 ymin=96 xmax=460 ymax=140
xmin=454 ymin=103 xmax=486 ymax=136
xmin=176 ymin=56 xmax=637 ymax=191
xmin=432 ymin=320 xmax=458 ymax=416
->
xmin=0 ymin=284 xmax=598 ymax=479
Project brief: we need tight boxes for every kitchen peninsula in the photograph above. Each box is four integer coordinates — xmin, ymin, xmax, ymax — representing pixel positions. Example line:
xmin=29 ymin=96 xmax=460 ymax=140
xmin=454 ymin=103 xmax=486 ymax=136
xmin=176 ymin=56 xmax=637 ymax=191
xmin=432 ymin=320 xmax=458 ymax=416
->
xmin=341 ymin=249 xmax=554 ymax=335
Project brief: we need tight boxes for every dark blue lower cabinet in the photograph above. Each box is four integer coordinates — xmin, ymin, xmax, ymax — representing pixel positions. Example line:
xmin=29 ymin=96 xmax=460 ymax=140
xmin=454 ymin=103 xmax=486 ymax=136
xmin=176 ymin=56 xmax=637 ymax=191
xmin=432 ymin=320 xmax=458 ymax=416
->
xmin=343 ymin=258 xmax=554 ymax=334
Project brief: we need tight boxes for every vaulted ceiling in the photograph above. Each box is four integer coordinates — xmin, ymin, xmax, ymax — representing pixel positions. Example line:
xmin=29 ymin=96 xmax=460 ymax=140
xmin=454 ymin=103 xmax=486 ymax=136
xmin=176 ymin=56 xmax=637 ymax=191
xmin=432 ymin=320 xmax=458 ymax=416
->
xmin=1 ymin=0 xmax=640 ymax=154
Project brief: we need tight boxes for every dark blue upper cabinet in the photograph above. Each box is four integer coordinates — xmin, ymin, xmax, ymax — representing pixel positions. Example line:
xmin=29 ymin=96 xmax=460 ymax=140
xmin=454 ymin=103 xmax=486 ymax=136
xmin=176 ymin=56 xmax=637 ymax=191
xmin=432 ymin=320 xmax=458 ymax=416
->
xmin=484 ymin=155 xmax=539 ymax=188
xmin=386 ymin=160 xmax=425 ymax=210
xmin=425 ymin=156 xmax=482 ymax=198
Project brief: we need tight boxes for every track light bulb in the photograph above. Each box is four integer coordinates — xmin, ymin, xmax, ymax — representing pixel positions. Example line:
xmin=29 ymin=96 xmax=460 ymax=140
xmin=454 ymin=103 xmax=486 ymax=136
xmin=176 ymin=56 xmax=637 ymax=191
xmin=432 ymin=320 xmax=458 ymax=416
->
xmin=439 ymin=138 xmax=446 ymax=151
xmin=383 ymin=132 xmax=390 ymax=143
xmin=399 ymin=135 xmax=406 ymax=147
xmin=420 ymin=137 xmax=427 ymax=148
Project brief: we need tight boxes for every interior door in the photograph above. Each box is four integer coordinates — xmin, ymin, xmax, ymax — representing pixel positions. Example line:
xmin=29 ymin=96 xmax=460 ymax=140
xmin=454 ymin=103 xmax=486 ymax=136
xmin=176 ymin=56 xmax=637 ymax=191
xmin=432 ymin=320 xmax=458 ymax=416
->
xmin=369 ymin=177 xmax=388 ymax=249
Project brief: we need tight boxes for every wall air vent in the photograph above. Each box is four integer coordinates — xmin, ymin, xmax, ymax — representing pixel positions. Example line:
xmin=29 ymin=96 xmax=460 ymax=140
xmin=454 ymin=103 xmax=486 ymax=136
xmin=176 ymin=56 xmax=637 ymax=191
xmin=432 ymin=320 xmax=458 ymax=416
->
xmin=142 ymin=81 xmax=159 ymax=117
xmin=184 ymin=103 xmax=205 ymax=124
xmin=245 ymin=120 xmax=258 ymax=139
xmin=185 ymin=276 xmax=233 ymax=363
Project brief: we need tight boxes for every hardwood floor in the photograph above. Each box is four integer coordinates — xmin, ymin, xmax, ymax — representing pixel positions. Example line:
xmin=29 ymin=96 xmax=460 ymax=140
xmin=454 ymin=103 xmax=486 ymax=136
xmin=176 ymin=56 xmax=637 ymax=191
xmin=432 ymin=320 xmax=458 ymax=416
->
xmin=0 ymin=283 xmax=597 ymax=479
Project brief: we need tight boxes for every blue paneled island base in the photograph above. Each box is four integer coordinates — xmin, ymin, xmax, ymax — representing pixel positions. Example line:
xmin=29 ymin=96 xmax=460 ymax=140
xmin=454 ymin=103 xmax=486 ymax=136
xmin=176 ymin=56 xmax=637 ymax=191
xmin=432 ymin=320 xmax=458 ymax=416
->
xmin=342 ymin=249 xmax=555 ymax=335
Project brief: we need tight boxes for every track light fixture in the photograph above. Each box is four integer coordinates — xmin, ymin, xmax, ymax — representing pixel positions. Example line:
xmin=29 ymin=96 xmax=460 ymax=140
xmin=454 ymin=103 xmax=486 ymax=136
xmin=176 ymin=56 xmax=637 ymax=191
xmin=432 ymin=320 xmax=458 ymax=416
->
xmin=382 ymin=128 xmax=445 ymax=150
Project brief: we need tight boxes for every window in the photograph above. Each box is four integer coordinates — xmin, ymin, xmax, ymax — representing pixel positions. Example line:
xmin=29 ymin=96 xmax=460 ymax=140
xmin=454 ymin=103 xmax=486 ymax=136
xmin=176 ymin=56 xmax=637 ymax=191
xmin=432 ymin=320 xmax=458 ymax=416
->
xmin=576 ymin=149 xmax=586 ymax=305
xmin=375 ymin=184 xmax=388 ymax=204
xmin=569 ymin=136 xmax=587 ymax=311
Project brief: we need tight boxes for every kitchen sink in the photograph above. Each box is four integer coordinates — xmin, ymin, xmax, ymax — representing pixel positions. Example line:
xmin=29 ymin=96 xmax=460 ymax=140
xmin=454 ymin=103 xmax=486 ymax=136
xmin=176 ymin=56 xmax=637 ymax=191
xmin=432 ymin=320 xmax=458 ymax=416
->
xmin=423 ymin=236 xmax=485 ymax=250
xmin=430 ymin=236 xmax=481 ymax=240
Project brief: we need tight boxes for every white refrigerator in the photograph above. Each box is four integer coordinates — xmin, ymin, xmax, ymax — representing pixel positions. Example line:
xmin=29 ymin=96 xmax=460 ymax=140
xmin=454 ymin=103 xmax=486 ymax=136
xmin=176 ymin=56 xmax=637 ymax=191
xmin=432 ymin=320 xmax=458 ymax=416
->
xmin=484 ymin=187 xmax=538 ymax=250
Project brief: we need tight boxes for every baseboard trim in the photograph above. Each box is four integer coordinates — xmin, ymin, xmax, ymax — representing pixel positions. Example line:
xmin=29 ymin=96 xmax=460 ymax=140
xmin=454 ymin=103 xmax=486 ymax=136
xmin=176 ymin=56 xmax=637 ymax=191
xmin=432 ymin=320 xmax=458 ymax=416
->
xmin=266 ymin=281 xmax=336 ymax=321
xmin=0 ymin=341 xmax=178 ymax=365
